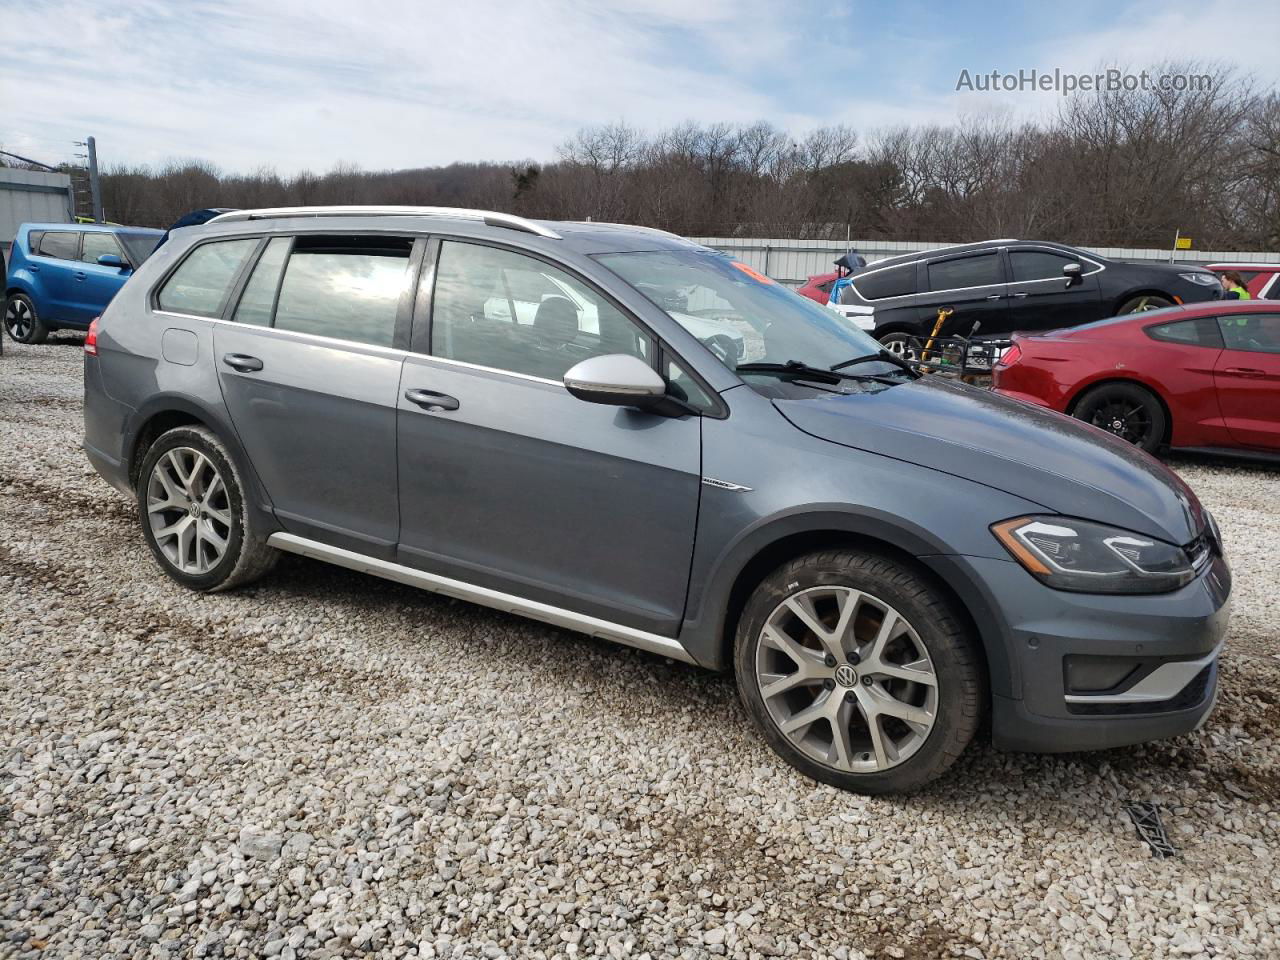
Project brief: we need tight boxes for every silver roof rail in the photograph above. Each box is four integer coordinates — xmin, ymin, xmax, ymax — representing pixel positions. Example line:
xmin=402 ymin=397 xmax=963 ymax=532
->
xmin=205 ymin=206 xmax=561 ymax=239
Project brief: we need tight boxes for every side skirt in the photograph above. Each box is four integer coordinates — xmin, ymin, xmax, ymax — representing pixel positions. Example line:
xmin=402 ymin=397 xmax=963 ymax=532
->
xmin=266 ymin=532 xmax=697 ymax=665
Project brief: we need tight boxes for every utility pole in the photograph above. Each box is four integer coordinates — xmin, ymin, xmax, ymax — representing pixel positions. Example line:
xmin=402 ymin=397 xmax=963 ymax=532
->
xmin=86 ymin=136 xmax=103 ymax=222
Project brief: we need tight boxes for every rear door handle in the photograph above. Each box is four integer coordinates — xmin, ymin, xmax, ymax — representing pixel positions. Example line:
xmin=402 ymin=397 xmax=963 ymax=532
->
xmin=74 ymin=271 xmax=86 ymax=281
xmin=1222 ymin=367 xmax=1267 ymax=379
xmin=404 ymin=388 xmax=460 ymax=411
xmin=985 ymin=294 xmax=1004 ymax=300
xmin=28 ymin=264 xmax=39 ymax=272
xmin=221 ymin=353 xmax=264 ymax=373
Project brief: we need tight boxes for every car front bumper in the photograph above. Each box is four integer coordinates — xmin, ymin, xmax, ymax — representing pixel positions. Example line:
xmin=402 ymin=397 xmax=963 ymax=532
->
xmin=925 ymin=551 xmax=1231 ymax=753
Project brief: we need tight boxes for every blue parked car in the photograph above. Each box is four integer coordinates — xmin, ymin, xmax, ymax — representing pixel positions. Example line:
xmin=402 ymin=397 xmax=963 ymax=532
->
xmin=4 ymin=222 xmax=163 ymax=344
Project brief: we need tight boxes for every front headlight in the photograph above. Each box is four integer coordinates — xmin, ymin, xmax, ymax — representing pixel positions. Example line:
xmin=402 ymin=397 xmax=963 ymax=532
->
xmin=992 ymin=516 xmax=1195 ymax=594
xmin=1179 ymin=272 xmax=1220 ymax=286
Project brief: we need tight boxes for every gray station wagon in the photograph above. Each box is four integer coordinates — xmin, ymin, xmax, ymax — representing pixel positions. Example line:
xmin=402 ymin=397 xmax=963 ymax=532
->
xmin=83 ymin=206 xmax=1231 ymax=794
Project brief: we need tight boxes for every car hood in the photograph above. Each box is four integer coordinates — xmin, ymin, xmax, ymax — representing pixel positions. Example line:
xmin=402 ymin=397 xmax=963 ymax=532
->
xmin=775 ymin=377 xmax=1205 ymax=544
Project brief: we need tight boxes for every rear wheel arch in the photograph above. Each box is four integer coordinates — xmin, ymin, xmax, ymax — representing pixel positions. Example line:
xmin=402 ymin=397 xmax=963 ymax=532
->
xmin=1067 ymin=376 xmax=1173 ymax=447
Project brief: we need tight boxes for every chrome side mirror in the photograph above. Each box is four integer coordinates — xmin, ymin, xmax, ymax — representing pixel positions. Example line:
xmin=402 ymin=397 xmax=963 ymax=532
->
xmin=1063 ymin=262 xmax=1083 ymax=287
xmin=563 ymin=354 xmax=667 ymax=408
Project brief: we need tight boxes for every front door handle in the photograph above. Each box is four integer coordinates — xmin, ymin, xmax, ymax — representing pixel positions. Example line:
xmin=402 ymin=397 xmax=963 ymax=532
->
xmin=1011 ymin=291 xmax=1028 ymax=298
xmin=28 ymin=264 xmax=39 ymax=272
xmin=404 ymin=388 xmax=460 ymax=411
xmin=222 ymin=353 xmax=264 ymax=373
xmin=1222 ymin=367 xmax=1267 ymax=379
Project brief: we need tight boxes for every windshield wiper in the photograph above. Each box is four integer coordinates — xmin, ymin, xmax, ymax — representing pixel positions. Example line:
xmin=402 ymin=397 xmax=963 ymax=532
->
xmin=734 ymin=360 xmax=900 ymax=386
xmin=830 ymin=350 xmax=919 ymax=378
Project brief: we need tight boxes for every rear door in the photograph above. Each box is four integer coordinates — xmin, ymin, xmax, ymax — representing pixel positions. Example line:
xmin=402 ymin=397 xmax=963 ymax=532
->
xmin=1006 ymin=247 xmax=1104 ymax=332
xmin=395 ymin=237 xmax=702 ymax=634
xmin=915 ymin=250 xmax=1009 ymax=338
xmin=1213 ymin=312 xmax=1280 ymax=450
xmin=210 ymin=233 xmax=421 ymax=556
xmin=29 ymin=230 xmax=82 ymax=323
xmin=73 ymin=231 xmax=132 ymax=322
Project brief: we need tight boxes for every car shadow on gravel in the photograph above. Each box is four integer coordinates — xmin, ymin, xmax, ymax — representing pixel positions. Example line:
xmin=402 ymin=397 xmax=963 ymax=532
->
xmin=253 ymin=551 xmax=1262 ymax=824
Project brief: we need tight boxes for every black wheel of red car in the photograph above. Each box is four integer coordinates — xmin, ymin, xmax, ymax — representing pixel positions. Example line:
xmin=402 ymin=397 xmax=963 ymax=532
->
xmin=1118 ymin=294 xmax=1173 ymax=314
xmin=1073 ymin=382 xmax=1167 ymax=453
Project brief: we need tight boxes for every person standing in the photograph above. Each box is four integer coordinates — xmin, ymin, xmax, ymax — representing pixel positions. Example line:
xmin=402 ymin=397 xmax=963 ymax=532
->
xmin=1219 ymin=271 xmax=1251 ymax=300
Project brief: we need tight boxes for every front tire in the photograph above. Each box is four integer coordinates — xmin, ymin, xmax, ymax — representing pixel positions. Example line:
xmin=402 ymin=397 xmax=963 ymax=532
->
xmin=735 ymin=550 xmax=983 ymax=795
xmin=1118 ymin=294 xmax=1172 ymax=314
xmin=1072 ymin=382 xmax=1166 ymax=453
xmin=136 ymin=426 xmax=277 ymax=591
xmin=4 ymin=293 xmax=48 ymax=344
xmin=877 ymin=330 xmax=921 ymax=362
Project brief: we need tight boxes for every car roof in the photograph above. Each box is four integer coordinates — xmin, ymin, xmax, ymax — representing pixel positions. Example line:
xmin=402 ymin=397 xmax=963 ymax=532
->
xmin=1206 ymin=263 xmax=1280 ymax=270
xmin=864 ymin=238 xmax=1082 ymax=270
xmin=23 ymin=222 xmax=163 ymax=236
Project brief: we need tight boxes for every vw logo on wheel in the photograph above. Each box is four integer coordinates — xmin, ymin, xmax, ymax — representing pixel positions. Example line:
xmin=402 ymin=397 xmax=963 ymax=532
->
xmin=834 ymin=663 xmax=858 ymax=687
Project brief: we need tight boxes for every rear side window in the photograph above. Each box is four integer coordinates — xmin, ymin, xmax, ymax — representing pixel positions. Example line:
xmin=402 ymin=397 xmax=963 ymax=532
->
xmin=80 ymin=232 xmax=122 ymax=264
xmin=928 ymin=253 xmax=1002 ymax=291
xmin=850 ymin=264 xmax=914 ymax=300
xmin=1010 ymin=250 xmax=1079 ymax=282
xmin=272 ymin=235 xmax=412 ymax=347
xmin=1146 ymin=317 xmax=1222 ymax=347
xmin=35 ymin=231 xmax=79 ymax=260
xmin=157 ymin=239 xmax=259 ymax=317
xmin=1261 ymin=275 xmax=1280 ymax=300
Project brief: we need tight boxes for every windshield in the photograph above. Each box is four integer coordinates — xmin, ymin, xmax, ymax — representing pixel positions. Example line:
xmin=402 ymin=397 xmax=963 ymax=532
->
xmin=597 ymin=249 xmax=887 ymax=376
xmin=118 ymin=231 xmax=162 ymax=266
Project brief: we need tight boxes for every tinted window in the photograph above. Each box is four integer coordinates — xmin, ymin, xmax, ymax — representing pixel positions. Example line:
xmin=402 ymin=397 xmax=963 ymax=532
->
xmin=118 ymin=232 xmax=161 ymax=265
xmin=26 ymin=231 xmax=44 ymax=254
xmin=929 ymin=253 xmax=1002 ymax=290
xmin=1261 ymin=274 xmax=1280 ymax=300
xmin=1011 ymin=250 xmax=1078 ymax=282
xmin=432 ymin=241 xmax=651 ymax=381
xmin=273 ymin=236 xmax=411 ymax=347
xmin=36 ymin=231 xmax=79 ymax=260
xmin=816 ymin=279 xmax=835 ymax=294
xmin=1146 ymin=318 xmax=1221 ymax=347
xmin=80 ymin=232 xmax=122 ymax=264
xmin=157 ymin=239 xmax=259 ymax=317
xmin=233 ymin=237 xmax=290 ymax=327
xmin=1218 ymin=313 xmax=1280 ymax=354
xmin=664 ymin=356 xmax=714 ymax=412
xmin=851 ymin=264 xmax=914 ymax=300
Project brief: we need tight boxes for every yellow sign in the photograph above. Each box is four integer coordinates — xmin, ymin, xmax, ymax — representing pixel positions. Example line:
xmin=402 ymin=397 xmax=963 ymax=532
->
xmin=1175 ymin=236 xmax=1193 ymax=249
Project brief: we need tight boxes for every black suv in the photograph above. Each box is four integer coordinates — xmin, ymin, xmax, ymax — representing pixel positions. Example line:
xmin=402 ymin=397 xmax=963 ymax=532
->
xmin=834 ymin=240 xmax=1223 ymax=349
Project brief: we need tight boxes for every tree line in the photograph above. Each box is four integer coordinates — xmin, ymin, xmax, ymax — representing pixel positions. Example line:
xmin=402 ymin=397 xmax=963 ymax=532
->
xmin=12 ymin=60 xmax=1278 ymax=250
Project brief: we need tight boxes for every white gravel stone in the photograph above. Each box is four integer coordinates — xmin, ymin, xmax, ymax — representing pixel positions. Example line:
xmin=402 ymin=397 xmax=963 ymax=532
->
xmin=0 ymin=338 xmax=1277 ymax=959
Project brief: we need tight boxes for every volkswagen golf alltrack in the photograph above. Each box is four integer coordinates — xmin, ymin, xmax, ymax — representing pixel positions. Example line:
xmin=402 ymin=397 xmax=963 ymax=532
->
xmin=82 ymin=206 xmax=1231 ymax=794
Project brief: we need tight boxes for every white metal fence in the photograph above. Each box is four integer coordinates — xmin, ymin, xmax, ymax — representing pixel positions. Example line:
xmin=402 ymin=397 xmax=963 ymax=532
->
xmin=689 ymin=237 xmax=1280 ymax=287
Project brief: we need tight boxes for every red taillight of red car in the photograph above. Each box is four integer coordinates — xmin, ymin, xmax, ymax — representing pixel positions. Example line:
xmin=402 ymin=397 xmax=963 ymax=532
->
xmin=996 ymin=343 xmax=1022 ymax=368
xmin=85 ymin=317 xmax=100 ymax=356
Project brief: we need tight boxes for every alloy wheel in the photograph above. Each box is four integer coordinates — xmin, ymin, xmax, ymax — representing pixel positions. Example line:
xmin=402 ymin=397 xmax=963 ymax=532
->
xmin=5 ymin=299 xmax=32 ymax=340
xmin=1090 ymin=399 xmax=1153 ymax=445
xmin=754 ymin=586 xmax=938 ymax=773
xmin=146 ymin=447 xmax=233 ymax=574
xmin=881 ymin=335 xmax=920 ymax=362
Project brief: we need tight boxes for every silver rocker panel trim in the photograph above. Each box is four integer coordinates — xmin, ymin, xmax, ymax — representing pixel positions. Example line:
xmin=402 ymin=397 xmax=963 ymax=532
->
xmin=266 ymin=532 xmax=696 ymax=664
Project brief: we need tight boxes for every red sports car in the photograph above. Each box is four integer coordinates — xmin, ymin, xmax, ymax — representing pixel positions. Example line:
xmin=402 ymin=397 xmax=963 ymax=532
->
xmin=797 ymin=271 xmax=838 ymax=304
xmin=993 ymin=301 xmax=1280 ymax=458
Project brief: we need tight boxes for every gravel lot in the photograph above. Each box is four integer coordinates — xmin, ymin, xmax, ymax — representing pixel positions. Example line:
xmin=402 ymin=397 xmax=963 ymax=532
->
xmin=2 ymin=335 xmax=1278 ymax=960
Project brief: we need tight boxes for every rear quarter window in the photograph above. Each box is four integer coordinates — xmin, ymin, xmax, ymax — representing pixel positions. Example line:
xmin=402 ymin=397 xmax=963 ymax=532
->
xmin=1145 ymin=317 xmax=1222 ymax=347
xmin=156 ymin=239 xmax=260 ymax=317
xmin=850 ymin=264 xmax=915 ymax=300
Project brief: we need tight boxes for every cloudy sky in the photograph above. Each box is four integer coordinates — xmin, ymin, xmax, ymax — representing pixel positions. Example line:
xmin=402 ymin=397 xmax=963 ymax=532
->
xmin=2 ymin=0 xmax=1277 ymax=174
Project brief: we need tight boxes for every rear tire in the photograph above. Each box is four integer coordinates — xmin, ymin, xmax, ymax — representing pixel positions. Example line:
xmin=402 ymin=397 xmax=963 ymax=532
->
xmin=136 ymin=426 xmax=277 ymax=592
xmin=1072 ymin=382 xmax=1167 ymax=453
xmin=734 ymin=549 xmax=984 ymax=795
xmin=1118 ymin=294 xmax=1172 ymax=314
xmin=4 ymin=293 xmax=48 ymax=344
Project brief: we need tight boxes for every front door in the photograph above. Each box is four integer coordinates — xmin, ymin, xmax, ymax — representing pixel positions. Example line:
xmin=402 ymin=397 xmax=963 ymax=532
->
xmin=73 ymin=231 xmax=132 ymax=323
xmin=396 ymin=238 xmax=702 ymax=634
xmin=915 ymin=250 xmax=1010 ymax=338
xmin=1006 ymin=247 xmax=1104 ymax=332
xmin=1213 ymin=312 xmax=1280 ymax=450
xmin=212 ymin=233 xmax=417 ymax=555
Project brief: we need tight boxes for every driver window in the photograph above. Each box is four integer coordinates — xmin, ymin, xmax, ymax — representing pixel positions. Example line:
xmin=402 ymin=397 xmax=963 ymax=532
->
xmin=430 ymin=241 xmax=652 ymax=380
xmin=1218 ymin=313 xmax=1280 ymax=354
